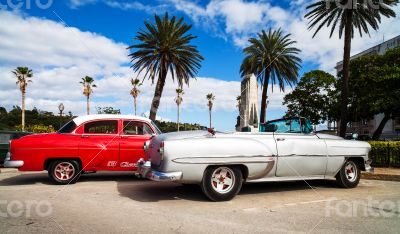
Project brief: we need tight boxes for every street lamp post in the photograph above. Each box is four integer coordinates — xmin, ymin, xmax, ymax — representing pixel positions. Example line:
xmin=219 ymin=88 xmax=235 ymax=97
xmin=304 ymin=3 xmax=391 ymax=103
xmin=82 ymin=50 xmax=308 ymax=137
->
xmin=58 ymin=103 xmax=64 ymax=128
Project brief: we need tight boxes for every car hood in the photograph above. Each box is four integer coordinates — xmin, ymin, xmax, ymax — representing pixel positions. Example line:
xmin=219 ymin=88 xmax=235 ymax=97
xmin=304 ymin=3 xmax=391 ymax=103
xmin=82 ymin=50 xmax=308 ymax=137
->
xmin=155 ymin=130 xmax=210 ymax=141
xmin=316 ymin=133 xmax=344 ymax=140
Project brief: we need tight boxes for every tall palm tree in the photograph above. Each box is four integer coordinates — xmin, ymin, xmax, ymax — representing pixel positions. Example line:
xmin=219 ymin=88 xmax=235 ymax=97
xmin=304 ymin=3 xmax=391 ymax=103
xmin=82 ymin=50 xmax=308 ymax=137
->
xmin=236 ymin=95 xmax=241 ymax=113
xmin=305 ymin=0 xmax=398 ymax=137
xmin=175 ymin=88 xmax=184 ymax=131
xmin=240 ymin=28 xmax=301 ymax=124
xmin=80 ymin=76 xmax=96 ymax=115
xmin=130 ymin=78 xmax=142 ymax=115
xmin=12 ymin=67 xmax=33 ymax=131
xmin=128 ymin=13 xmax=204 ymax=121
xmin=206 ymin=93 xmax=215 ymax=128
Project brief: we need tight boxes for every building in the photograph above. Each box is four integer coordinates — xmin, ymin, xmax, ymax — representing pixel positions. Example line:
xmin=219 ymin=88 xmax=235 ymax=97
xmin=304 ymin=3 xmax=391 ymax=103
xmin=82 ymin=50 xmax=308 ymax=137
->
xmin=336 ymin=35 xmax=400 ymax=139
xmin=236 ymin=74 xmax=259 ymax=132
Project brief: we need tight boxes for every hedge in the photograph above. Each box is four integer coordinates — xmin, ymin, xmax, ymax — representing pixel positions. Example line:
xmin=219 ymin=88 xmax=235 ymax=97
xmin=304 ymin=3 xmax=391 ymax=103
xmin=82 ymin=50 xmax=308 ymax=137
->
xmin=368 ymin=141 xmax=400 ymax=167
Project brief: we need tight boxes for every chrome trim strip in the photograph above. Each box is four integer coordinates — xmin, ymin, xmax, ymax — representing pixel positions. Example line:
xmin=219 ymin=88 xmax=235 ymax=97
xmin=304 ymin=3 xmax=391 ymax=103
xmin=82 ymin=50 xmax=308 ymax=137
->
xmin=172 ymin=155 xmax=275 ymax=164
xmin=4 ymin=159 xmax=24 ymax=168
xmin=278 ymin=154 xmax=366 ymax=157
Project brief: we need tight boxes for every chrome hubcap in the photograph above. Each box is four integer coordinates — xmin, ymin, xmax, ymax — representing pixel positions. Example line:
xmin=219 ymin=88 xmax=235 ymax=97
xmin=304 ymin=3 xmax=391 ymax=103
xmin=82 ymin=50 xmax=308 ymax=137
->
xmin=54 ymin=162 xmax=75 ymax=181
xmin=345 ymin=161 xmax=357 ymax=182
xmin=211 ymin=167 xmax=235 ymax=194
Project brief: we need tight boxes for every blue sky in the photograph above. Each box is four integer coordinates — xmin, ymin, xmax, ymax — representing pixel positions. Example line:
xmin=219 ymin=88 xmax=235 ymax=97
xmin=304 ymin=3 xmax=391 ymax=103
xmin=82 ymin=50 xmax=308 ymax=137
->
xmin=0 ymin=0 xmax=399 ymax=130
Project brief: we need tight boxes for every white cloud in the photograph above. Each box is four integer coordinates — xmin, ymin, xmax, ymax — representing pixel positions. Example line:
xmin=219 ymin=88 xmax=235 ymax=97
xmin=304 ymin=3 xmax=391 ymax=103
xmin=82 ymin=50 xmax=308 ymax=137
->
xmin=68 ymin=0 xmax=98 ymax=9
xmin=0 ymin=10 xmax=290 ymax=127
xmin=167 ymin=0 xmax=400 ymax=73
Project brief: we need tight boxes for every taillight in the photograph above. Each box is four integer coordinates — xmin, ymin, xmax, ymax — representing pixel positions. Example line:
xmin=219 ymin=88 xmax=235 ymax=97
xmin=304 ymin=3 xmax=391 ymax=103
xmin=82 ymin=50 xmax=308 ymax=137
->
xmin=158 ymin=141 xmax=164 ymax=161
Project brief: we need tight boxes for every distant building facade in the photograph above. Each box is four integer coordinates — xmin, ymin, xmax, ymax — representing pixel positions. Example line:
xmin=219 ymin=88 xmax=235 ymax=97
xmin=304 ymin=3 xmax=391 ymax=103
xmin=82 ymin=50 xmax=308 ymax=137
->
xmin=336 ymin=35 xmax=400 ymax=139
xmin=236 ymin=74 xmax=259 ymax=132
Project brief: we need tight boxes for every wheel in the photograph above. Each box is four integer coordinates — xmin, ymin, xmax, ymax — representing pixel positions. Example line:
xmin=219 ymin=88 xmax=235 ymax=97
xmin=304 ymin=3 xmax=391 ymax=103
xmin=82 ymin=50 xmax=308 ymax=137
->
xmin=201 ymin=166 xmax=243 ymax=201
xmin=336 ymin=160 xmax=360 ymax=188
xmin=48 ymin=160 xmax=81 ymax=185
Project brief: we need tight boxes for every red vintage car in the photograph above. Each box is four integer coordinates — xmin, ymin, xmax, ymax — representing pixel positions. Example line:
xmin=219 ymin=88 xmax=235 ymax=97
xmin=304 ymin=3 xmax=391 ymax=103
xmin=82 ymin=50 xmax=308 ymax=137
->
xmin=4 ymin=114 xmax=161 ymax=184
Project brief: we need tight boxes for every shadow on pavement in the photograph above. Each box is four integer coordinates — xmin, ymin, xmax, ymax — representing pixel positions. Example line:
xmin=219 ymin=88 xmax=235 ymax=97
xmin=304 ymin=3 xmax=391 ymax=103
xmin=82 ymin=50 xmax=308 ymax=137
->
xmin=0 ymin=172 xmax=51 ymax=186
xmin=116 ymin=179 xmax=339 ymax=203
xmin=0 ymin=171 xmax=140 ymax=186
xmin=117 ymin=181 xmax=208 ymax=202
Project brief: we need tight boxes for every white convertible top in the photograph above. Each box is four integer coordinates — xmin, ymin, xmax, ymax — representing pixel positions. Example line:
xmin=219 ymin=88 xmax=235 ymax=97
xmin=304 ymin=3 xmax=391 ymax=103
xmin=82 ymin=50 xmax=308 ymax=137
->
xmin=72 ymin=114 xmax=152 ymax=126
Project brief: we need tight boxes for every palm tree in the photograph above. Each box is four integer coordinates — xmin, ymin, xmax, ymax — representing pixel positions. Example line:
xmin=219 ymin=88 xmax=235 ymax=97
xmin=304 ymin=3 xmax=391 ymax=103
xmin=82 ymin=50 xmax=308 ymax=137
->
xmin=206 ymin=93 xmax=215 ymax=128
xmin=130 ymin=78 xmax=142 ymax=115
xmin=175 ymin=88 xmax=184 ymax=131
xmin=236 ymin=95 xmax=241 ymax=113
xmin=12 ymin=67 xmax=33 ymax=131
xmin=128 ymin=13 xmax=204 ymax=121
xmin=305 ymin=0 xmax=398 ymax=137
xmin=240 ymin=28 xmax=301 ymax=124
xmin=80 ymin=76 xmax=96 ymax=115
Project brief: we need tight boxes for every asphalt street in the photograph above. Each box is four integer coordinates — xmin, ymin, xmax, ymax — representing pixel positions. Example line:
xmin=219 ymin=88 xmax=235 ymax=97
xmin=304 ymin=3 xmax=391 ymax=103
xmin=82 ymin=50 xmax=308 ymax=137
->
xmin=1 ymin=170 xmax=399 ymax=233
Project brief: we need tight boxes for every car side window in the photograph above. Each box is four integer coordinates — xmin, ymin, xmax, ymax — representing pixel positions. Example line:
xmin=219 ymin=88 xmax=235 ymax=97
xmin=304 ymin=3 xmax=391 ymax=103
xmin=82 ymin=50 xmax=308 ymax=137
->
xmin=84 ymin=120 xmax=118 ymax=134
xmin=123 ymin=121 xmax=154 ymax=135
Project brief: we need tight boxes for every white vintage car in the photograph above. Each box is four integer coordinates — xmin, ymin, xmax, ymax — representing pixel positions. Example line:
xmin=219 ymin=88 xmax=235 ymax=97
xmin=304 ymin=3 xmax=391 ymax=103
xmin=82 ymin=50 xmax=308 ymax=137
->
xmin=137 ymin=118 xmax=373 ymax=201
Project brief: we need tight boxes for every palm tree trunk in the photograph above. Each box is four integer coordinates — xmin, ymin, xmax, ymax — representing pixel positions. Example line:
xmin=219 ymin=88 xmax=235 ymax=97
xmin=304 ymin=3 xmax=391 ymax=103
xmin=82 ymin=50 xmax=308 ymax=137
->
xmin=260 ymin=71 xmax=270 ymax=124
xmin=149 ymin=67 xmax=167 ymax=121
xmin=86 ymin=95 xmax=90 ymax=115
xmin=177 ymin=105 xmax=180 ymax=132
xmin=134 ymin=97 xmax=137 ymax=115
xmin=21 ymin=91 xmax=25 ymax=131
xmin=372 ymin=113 xmax=391 ymax=140
xmin=339 ymin=9 xmax=353 ymax=137
xmin=209 ymin=108 xmax=212 ymax=128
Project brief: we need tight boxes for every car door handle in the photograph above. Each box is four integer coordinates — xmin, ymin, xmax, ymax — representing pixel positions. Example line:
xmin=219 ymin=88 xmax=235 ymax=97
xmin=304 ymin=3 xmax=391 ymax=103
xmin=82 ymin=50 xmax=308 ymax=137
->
xmin=120 ymin=135 xmax=129 ymax=139
xmin=81 ymin=135 xmax=89 ymax=138
xmin=276 ymin=138 xmax=285 ymax=141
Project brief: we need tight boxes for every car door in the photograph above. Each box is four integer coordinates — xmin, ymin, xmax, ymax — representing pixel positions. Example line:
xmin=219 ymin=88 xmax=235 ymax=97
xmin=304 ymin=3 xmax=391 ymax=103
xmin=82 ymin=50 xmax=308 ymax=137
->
xmin=78 ymin=120 xmax=119 ymax=171
xmin=119 ymin=120 xmax=154 ymax=170
xmin=274 ymin=119 xmax=328 ymax=177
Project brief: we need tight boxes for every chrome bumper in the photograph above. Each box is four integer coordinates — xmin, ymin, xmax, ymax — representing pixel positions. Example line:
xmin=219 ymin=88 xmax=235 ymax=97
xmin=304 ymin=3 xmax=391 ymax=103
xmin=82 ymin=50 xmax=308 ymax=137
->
xmin=3 ymin=152 xmax=24 ymax=168
xmin=365 ymin=164 xmax=374 ymax=173
xmin=136 ymin=159 xmax=182 ymax=182
xmin=365 ymin=159 xmax=374 ymax=173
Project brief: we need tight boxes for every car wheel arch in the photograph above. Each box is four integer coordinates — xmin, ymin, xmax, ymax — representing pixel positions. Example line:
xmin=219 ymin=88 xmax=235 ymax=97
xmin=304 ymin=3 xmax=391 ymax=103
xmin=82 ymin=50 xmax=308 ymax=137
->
xmin=44 ymin=157 xmax=82 ymax=171
xmin=204 ymin=164 xmax=249 ymax=180
xmin=345 ymin=157 xmax=365 ymax=171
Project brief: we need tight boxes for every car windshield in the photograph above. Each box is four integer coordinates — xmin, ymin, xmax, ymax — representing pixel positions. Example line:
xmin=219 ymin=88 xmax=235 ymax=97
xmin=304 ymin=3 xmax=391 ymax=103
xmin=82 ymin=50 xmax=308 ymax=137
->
xmin=57 ymin=120 xmax=77 ymax=133
xmin=151 ymin=121 xmax=162 ymax=135
xmin=261 ymin=118 xmax=313 ymax=134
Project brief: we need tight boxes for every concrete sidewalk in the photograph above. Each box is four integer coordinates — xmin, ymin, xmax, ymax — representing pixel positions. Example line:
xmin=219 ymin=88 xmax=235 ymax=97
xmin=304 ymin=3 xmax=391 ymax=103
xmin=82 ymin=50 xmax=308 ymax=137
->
xmin=362 ymin=167 xmax=400 ymax=181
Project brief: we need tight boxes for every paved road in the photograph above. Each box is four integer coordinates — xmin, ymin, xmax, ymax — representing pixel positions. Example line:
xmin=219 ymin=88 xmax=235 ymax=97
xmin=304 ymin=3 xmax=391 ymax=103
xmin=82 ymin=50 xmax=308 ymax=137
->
xmin=1 ymin=171 xmax=399 ymax=234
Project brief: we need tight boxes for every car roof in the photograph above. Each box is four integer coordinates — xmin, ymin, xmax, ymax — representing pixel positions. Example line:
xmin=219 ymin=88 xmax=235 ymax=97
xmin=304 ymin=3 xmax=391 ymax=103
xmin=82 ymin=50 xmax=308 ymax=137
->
xmin=72 ymin=114 xmax=152 ymax=126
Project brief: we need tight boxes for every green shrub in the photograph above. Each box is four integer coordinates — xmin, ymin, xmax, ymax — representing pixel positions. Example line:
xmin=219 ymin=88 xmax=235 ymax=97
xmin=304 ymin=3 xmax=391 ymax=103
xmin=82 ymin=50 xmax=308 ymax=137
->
xmin=368 ymin=141 xmax=400 ymax=167
xmin=15 ymin=124 xmax=56 ymax=133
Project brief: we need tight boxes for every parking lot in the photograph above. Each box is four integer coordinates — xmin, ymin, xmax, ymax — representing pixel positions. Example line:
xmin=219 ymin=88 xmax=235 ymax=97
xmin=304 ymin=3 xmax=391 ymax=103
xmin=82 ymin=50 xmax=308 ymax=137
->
xmin=1 ymin=170 xmax=400 ymax=234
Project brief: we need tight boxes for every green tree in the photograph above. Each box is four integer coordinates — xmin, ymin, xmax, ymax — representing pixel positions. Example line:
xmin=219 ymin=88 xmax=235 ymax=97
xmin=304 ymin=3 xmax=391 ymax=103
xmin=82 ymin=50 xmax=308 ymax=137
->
xmin=305 ymin=0 xmax=398 ymax=137
xmin=80 ymin=76 xmax=96 ymax=115
xmin=348 ymin=48 xmax=400 ymax=140
xmin=12 ymin=67 xmax=33 ymax=131
xmin=240 ymin=28 xmax=301 ymax=124
xmin=175 ymin=88 xmax=184 ymax=131
xmin=96 ymin=107 xmax=121 ymax=115
xmin=283 ymin=70 xmax=336 ymax=125
xmin=128 ymin=13 xmax=204 ymax=121
xmin=130 ymin=78 xmax=142 ymax=115
xmin=206 ymin=93 xmax=215 ymax=128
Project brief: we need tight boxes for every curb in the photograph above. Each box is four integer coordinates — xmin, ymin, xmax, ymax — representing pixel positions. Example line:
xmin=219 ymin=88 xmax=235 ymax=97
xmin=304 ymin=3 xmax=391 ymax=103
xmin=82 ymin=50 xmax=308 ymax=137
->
xmin=362 ymin=172 xmax=400 ymax=182
xmin=0 ymin=168 xmax=19 ymax=174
